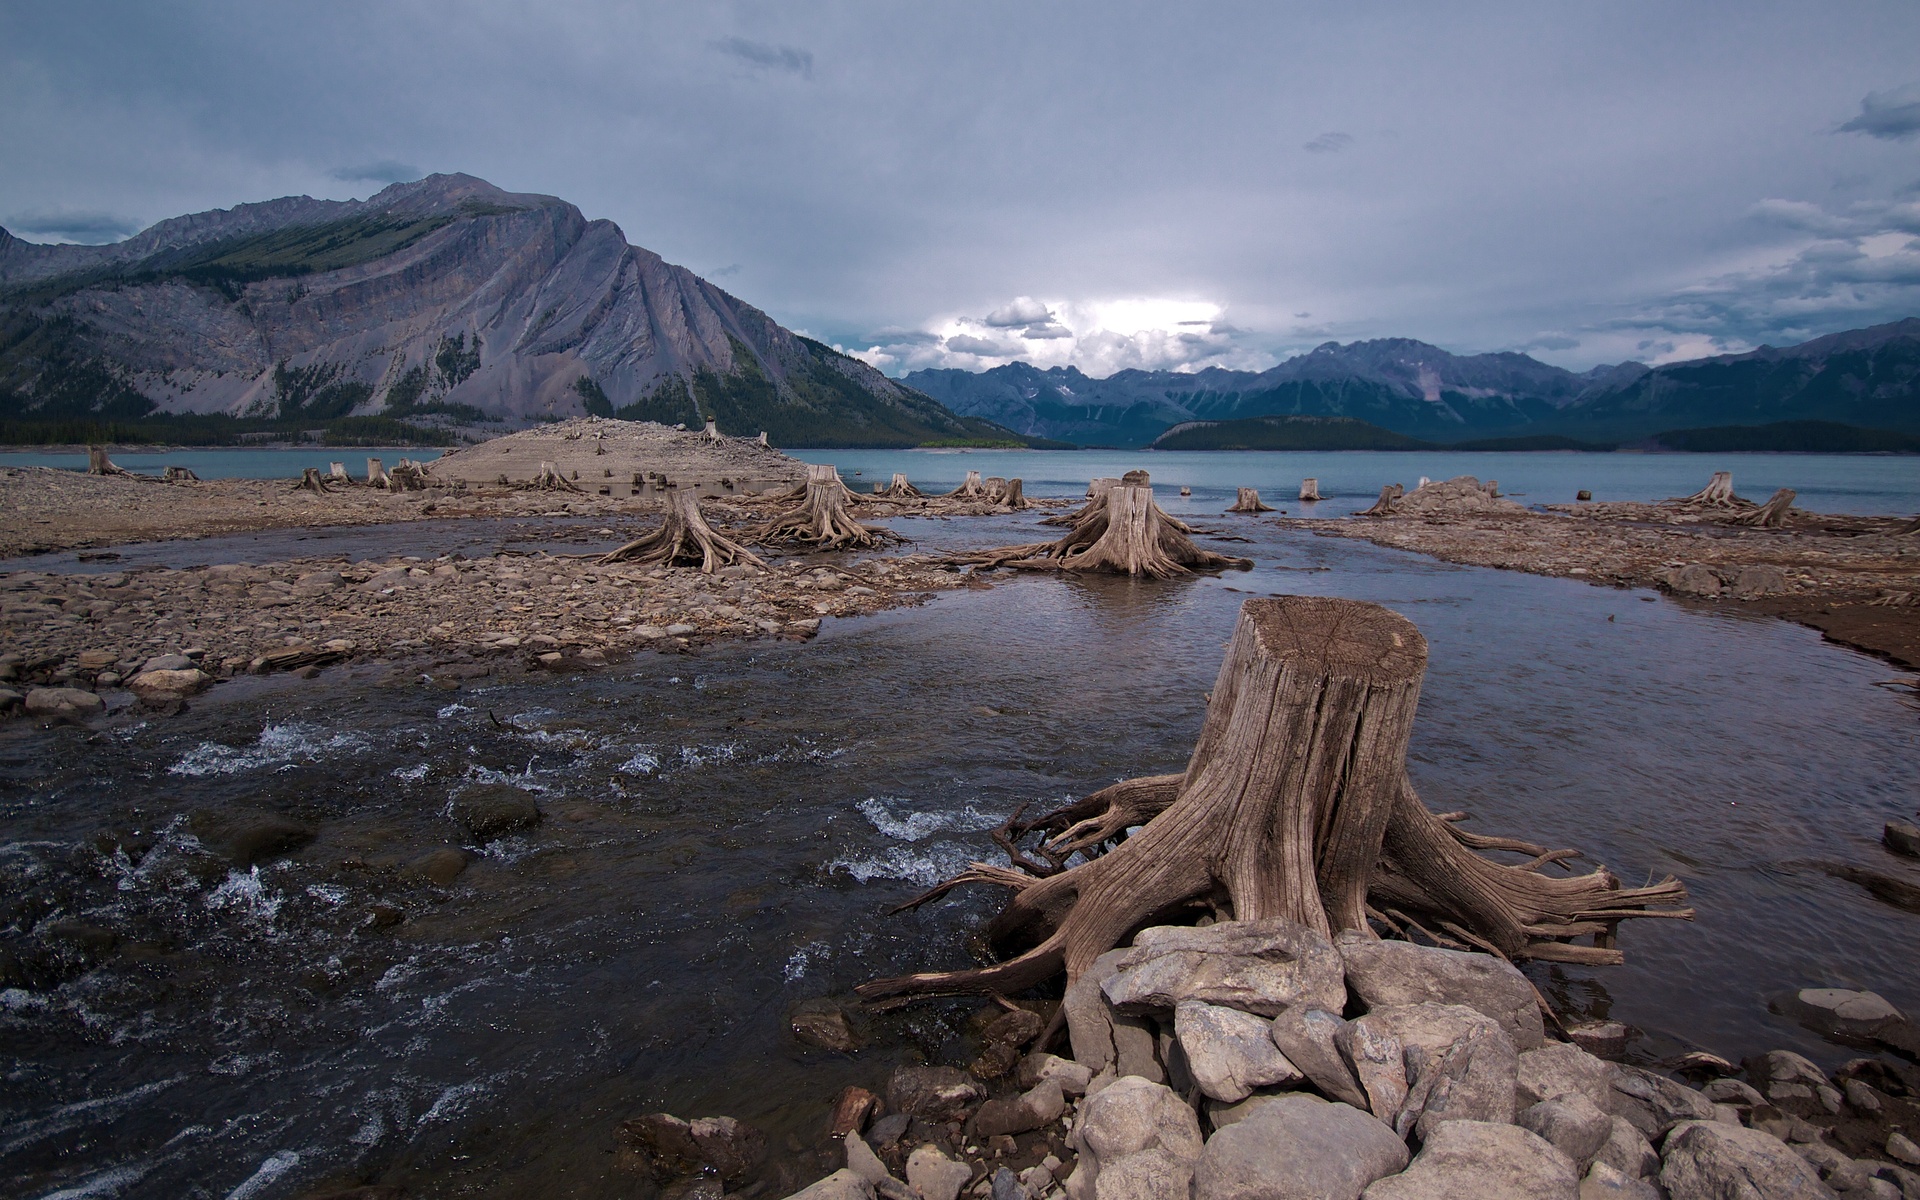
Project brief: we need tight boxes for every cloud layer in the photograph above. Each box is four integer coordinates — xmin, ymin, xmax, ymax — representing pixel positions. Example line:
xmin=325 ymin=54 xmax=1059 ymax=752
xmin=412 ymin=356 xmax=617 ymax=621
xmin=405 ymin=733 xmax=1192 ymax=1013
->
xmin=3 ymin=5 xmax=1918 ymax=373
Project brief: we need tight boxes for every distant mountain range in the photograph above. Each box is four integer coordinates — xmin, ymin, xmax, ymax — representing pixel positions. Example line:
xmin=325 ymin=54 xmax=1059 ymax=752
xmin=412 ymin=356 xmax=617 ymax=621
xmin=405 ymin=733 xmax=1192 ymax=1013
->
xmin=0 ymin=174 xmax=1026 ymax=448
xmin=906 ymin=320 xmax=1920 ymax=447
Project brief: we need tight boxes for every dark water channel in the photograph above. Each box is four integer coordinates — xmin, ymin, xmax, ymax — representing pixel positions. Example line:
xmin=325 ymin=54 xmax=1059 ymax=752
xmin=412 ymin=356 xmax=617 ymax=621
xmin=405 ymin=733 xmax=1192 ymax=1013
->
xmin=3 ymin=502 xmax=1918 ymax=1199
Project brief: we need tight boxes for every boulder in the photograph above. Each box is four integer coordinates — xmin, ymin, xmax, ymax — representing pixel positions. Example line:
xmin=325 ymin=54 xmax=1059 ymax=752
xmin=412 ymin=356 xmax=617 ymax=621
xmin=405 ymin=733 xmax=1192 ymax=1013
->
xmin=1604 ymin=1064 xmax=1716 ymax=1138
xmin=1517 ymin=1043 xmax=1613 ymax=1109
xmin=974 ymin=1079 xmax=1065 ymax=1138
xmin=1774 ymin=988 xmax=1906 ymax=1040
xmin=906 ymin=1146 xmax=972 ymax=1200
xmin=780 ymin=1169 xmax=875 ymax=1200
xmin=1665 ymin=565 xmax=1723 ymax=598
xmin=1658 ymin=1121 xmax=1834 ymax=1199
xmin=1729 ymin=566 xmax=1789 ymax=599
xmin=1065 ymin=948 xmax=1163 ymax=1082
xmin=1271 ymin=1007 xmax=1370 ymax=1108
xmin=1069 ymin=1076 xmax=1204 ymax=1200
xmin=140 ymin=653 xmax=196 ymax=672
xmin=791 ymin=998 xmax=863 ymax=1053
xmin=1592 ymin=1117 xmax=1659 ymax=1180
xmin=1360 ymin=1121 xmax=1578 ymax=1200
xmin=1336 ymin=933 xmax=1545 ymax=1050
xmin=1518 ymin=1093 xmax=1612 ymax=1173
xmin=1102 ymin=920 xmax=1347 ymax=1018
xmin=615 ymin=1113 xmax=766 ymax=1183
xmin=128 ymin=667 xmax=213 ymax=701
xmin=1092 ymin=1147 xmax=1197 ymax=1200
xmin=1565 ymin=1021 xmax=1630 ymax=1061
xmin=1018 ymin=1052 xmax=1094 ymax=1095
xmin=24 ymin=687 xmax=104 ymax=718
xmin=1175 ymin=1000 xmax=1302 ymax=1103
xmin=1578 ymin=1161 xmax=1661 ymax=1199
xmin=843 ymin=1130 xmax=893 ymax=1186
xmin=1701 ymin=1078 xmax=1765 ymax=1107
xmin=1336 ymin=1017 xmax=1408 ymax=1125
xmin=886 ymin=1065 xmax=985 ymax=1123
xmin=1356 ymin=1002 xmax=1517 ymax=1133
xmin=1195 ymin=1094 xmax=1407 ymax=1200
xmin=1204 ymin=1089 xmax=1300 ymax=1132
xmin=451 ymin=784 xmax=542 ymax=841
xmin=415 ymin=847 xmax=471 ymax=886
xmin=1886 ymin=820 xmax=1920 ymax=859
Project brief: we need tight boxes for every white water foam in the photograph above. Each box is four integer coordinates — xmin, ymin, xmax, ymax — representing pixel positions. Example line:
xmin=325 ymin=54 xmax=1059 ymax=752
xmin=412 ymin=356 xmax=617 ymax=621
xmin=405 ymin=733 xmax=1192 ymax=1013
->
xmin=784 ymin=940 xmax=828 ymax=982
xmin=168 ymin=723 xmax=370 ymax=777
xmin=223 ymin=1149 xmax=300 ymax=1200
xmin=856 ymin=797 xmax=1002 ymax=842
xmin=204 ymin=868 xmax=283 ymax=927
xmin=827 ymin=842 xmax=978 ymax=887
xmin=678 ymin=742 xmax=742 ymax=768
xmin=32 ymin=1162 xmax=151 ymax=1200
xmin=616 ymin=748 xmax=661 ymax=775
xmin=390 ymin=762 xmax=431 ymax=782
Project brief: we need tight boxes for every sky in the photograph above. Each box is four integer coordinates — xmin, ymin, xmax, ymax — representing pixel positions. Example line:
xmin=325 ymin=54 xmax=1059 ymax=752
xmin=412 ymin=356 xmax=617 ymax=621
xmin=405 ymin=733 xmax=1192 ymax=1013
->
xmin=3 ymin=1 xmax=1919 ymax=378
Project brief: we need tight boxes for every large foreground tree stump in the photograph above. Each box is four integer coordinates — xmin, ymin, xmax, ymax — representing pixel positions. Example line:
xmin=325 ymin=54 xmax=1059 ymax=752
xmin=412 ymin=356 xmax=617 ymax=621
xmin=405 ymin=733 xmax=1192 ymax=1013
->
xmin=603 ymin=487 xmax=766 ymax=573
xmin=1042 ymin=478 xmax=1120 ymax=527
xmin=757 ymin=464 xmax=900 ymax=551
xmin=860 ymin=597 xmax=1690 ymax=1001
xmin=1227 ymin=487 xmax=1274 ymax=513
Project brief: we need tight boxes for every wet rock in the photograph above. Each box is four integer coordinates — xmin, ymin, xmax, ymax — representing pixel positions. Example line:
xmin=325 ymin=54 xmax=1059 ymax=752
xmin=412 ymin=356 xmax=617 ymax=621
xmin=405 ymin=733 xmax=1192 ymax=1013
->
xmin=974 ymin=1079 xmax=1064 ymax=1138
xmin=1335 ymin=932 xmax=1546 ymax=1050
xmin=361 ymin=903 xmax=405 ymax=930
xmin=1174 ymin=1000 xmax=1302 ymax=1103
xmin=886 ymin=1065 xmax=985 ymax=1123
xmin=1750 ymin=1049 xmax=1829 ymax=1089
xmin=1578 ymin=1161 xmax=1661 ymax=1199
xmin=0 ymin=686 xmax=22 ymax=711
xmin=865 ymin=1113 xmax=909 ymax=1150
xmin=1357 ymin=1002 xmax=1517 ymax=1134
xmin=972 ymin=1007 xmax=1045 ymax=1078
xmin=1605 ymin=1064 xmax=1716 ymax=1139
xmin=1196 ymin=1093 xmax=1407 ymax=1200
xmin=1068 ymin=1076 xmax=1204 ymax=1200
xmin=1361 ymin=1120 xmax=1578 ymax=1200
xmin=451 ymin=784 xmax=542 ymax=841
xmin=24 ymin=686 xmax=104 ymax=719
xmin=416 ymin=847 xmax=471 ymax=886
xmin=1592 ymin=1116 xmax=1658 ymax=1180
xmin=988 ymin=1167 xmax=1021 ymax=1200
xmin=830 ymin=1087 xmax=877 ymax=1137
xmin=1064 ymin=948 xmax=1162 ymax=1083
xmin=1566 ymin=1021 xmax=1630 ymax=1060
xmin=1269 ymin=1007 xmax=1370 ymax=1109
xmin=1774 ymin=988 xmax=1907 ymax=1040
xmin=779 ymin=1168 xmax=875 ymax=1200
xmin=297 ymin=1187 xmax=408 ymax=1200
xmin=1102 ymin=919 xmax=1347 ymax=1018
xmin=195 ymin=812 xmax=317 ymax=865
xmin=906 ymin=1145 xmax=972 ymax=1200
xmin=1517 ymin=1043 xmax=1613 ymax=1110
xmin=791 ymin=998 xmax=863 ymax=1053
xmin=615 ymin=1113 xmax=767 ymax=1183
xmin=1518 ymin=1093 xmax=1612 ymax=1173
xmin=1658 ymin=1121 xmax=1831 ymax=1199
xmin=41 ymin=919 xmax=119 ymax=953
xmin=1017 ymin=1052 xmax=1094 ymax=1095
xmin=1701 ymin=1078 xmax=1765 ymax=1107
xmin=1887 ymin=820 xmax=1920 ymax=859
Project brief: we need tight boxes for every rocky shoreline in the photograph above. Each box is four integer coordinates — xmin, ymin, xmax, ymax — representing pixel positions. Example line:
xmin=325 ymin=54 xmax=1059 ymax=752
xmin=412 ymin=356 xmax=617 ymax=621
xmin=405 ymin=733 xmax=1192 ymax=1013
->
xmin=591 ymin=918 xmax=1920 ymax=1200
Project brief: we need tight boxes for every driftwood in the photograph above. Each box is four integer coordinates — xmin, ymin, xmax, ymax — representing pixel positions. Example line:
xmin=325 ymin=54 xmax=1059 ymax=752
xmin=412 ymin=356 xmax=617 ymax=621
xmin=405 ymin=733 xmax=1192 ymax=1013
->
xmin=756 ymin=463 xmax=899 ymax=551
xmin=1299 ymin=478 xmax=1322 ymax=502
xmin=962 ymin=483 xmax=1250 ymax=578
xmin=1733 ymin=488 xmax=1796 ymax=528
xmin=536 ymin=460 xmax=584 ymax=492
xmin=1673 ymin=471 xmax=1743 ymax=507
xmin=87 ymin=446 xmax=133 ymax=476
xmin=602 ymin=486 xmax=765 ymax=573
xmin=860 ymin=596 xmax=1691 ymax=1002
xmin=298 ymin=467 xmax=331 ymax=494
xmin=1360 ymin=484 xmax=1404 ymax=516
xmin=1227 ymin=487 xmax=1274 ymax=513
xmin=163 ymin=466 xmax=200 ymax=482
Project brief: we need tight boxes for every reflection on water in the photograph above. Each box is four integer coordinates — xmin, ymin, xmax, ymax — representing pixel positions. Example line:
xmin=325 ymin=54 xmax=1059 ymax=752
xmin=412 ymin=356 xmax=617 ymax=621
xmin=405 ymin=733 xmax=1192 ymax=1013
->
xmin=1 ymin=510 xmax=1916 ymax=1198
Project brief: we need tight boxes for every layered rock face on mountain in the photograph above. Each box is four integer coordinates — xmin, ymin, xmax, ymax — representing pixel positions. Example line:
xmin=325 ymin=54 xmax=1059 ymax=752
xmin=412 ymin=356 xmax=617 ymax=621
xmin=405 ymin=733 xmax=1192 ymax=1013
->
xmin=0 ymin=174 xmax=1011 ymax=447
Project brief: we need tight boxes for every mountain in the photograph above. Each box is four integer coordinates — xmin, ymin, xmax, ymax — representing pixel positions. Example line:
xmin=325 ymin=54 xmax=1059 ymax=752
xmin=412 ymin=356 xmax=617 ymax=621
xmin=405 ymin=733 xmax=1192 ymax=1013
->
xmin=1149 ymin=414 xmax=1432 ymax=451
xmin=907 ymin=320 xmax=1920 ymax=447
xmin=0 ymin=174 xmax=1025 ymax=448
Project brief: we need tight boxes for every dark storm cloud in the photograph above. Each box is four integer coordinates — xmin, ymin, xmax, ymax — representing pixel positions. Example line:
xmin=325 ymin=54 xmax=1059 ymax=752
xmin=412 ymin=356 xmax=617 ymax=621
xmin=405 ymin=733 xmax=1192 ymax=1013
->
xmin=710 ymin=37 xmax=813 ymax=78
xmin=330 ymin=160 xmax=423 ymax=184
xmin=1838 ymin=84 xmax=1920 ymax=140
xmin=4 ymin=208 xmax=142 ymax=243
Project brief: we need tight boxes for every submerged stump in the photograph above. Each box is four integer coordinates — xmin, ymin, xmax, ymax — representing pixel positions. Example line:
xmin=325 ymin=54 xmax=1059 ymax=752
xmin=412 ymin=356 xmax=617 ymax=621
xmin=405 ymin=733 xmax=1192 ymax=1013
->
xmin=1227 ymin=487 xmax=1275 ymax=513
xmin=1300 ymin=478 xmax=1322 ymax=502
xmin=861 ymin=596 xmax=1690 ymax=1001
xmin=603 ymin=486 xmax=765 ymax=573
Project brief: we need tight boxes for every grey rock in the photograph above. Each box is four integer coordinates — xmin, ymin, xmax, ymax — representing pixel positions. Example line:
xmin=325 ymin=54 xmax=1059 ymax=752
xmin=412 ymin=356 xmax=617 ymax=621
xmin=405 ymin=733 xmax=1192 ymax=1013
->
xmin=781 ymin=1169 xmax=876 ymax=1200
xmin=1336 ymin=1017 xmax=1408 ymax=1125
xmin=1892 ymin=1132 xmax=1920 ymax=1167
xmin=1605 ymin=1064 xmax=1716 ymax=1138
xmin=1592 ymin=1117 xmax=1659 ymax=1181
xmin=1749 ymin=1049 xmax=1829 ymax=1089
xmin=24 ymin=686 xmax=104 ymax=717
xmin=905 ymin=1146 xmax=971 ymax=1200
xmin=1204 ymin=1089 xmax=1302 ymax=1132
xmin=1093 ymin=1147 xmax=1196 ymax=1200
xmin=1358 ymin=1002 xmax=1517 ymax=1134
xmin=1566 ymin=1021 xmax=1631 ymax=1061
xmin=844 ymin=1130 xmax=893 ymax=1186
xmin=886 ymin=1065 xmax=985 ymax=1123
xmin=1073 ymin=1075 xmax=1204 ymax=1164
xmin=1519 ymin=1043 xmax=1614 ymax=1109
xmin=1270 ymin=1007 xmax=1370 ymax=1108
xmin=1336 ymin=932 xmax=1545 ymax=1050
xmin=1175 ymin=1000 xmax=1302 ymax=1103
xmin=990 ymin=1166 xmax=1022 ymax=1200
xmin=1065 ymin=948 xmax=1162 ymax=1083
xmin=1730 ymin=565 xmax=1790 ymax=599
xmin=140 ymin=653 xmax=195 ymax=672
xmin=1103 ymin=919 xmax=1347 ymax=1018
xmin=1887 ymin=820 xmax=1920 ymax=859
xmin=1843 ymin=1078 xmax=1882 ymax=1114
xmin=1195 ymin=1093 xmax=1408 ymax=1200
xmin=128 ymin=667 xmax=213 ymax=700
xmin=1579 ymin=1161 xmax=1661 ymax=1200
xmin=1701 ymin=1078 xmax=1765 ymax=1107
xmin=1361 ymin=1120 xmax=1578 ymax=1200
xmin=866 ymin=1113 xmax=909 ymax=1149
xmin=450 ymin=784 xmax=542 ymax=841
xmin=1795 ymin=1141 xmax=1871 ymax=1192
xmin=1519 ymin=1093 xmax=1612 ymax=1173
xmin=1659 ymin=1120 xmax=1834 ymax=1199
xmin=1776 ymin=988 xmax=1906 ymax=1039
xmin=973 ymin=1079 xmax=1065 ymax=1138
xmin=1666 ymin=564 xmax=1724 ymax=598
xmin=1017 ymin=1052 xmax=1094 ymax=1095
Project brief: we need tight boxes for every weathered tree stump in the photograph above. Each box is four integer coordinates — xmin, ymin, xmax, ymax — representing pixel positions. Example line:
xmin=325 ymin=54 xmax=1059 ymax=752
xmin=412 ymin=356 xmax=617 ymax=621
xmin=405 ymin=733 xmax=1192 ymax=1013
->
xmin=1227 ymin=487 xmax=1275 ymax=513
xmin=1042 ymin=477 xmax=1120 ymax=527
xmin=388 ymin=460 xmax=429 ymax=491
xmin=963 ymin=484 xmax=1250 ymax=577
xmin=947 ymin=470 xmax=987 ymax=499
xmin=329 ymin=461 xmax=351 ymax=485
xmin=1360 ymin=484 xmax=1404 ymax=516
xmin=603 ymin=486 xmax=766 ymax=573
xmin=878 ymin=472 xmax=923 ymax=500
xmin=367 ymin=457 xmax=390 ymax=488
xmin=87 ymin=446 xmax=132 ymax=476
xmin=163 ymin=466 xmax=200 ymax=482
xmin=985 ymin=477 xmax=1031 ymax=510
xmin=298 ymin=467 xmax=331 ymax=494
xmin=1482 ymin=480 xmax=1501 ymax=498
xmin=1733 ymin=488 xmax=1795 ymax=528
xmin=1300 ymin=478 xmax=1322 ymax=502
xmin=861 ymin=597 xmax=1690 ymax=1001
xmin=1674 ymin=471 xmax=1742 ymax=507
xmin=757 ymin=463 xmax=899 ymax=551
xmin=536 ymin=460 xmax=583 ymax=492
xmin=756 ymin=431 xmax=770 ymax=447
xmin=703 ymin=418 xmax=722 ymax=442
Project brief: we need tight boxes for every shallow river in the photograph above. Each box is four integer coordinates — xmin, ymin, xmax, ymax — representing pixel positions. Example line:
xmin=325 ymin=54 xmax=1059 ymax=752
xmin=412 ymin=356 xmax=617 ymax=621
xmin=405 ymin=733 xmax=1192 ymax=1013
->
xmin=2 ymin=491 xmax=1918 ymax=1199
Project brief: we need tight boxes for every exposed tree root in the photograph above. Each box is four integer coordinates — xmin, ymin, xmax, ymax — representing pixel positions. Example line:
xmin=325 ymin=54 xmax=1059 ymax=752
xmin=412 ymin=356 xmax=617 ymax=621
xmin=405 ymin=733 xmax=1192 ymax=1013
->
xmin=986 ymin=477 xmax=1032 ymax=510
xmin=982 ymin=484 xmax=1250 ymax=577
xmin=756 ymin=463 xmax=901 ymax=552
xmin=859 ymin=596 xmax=1691 ymax=1001
xmin=164 ymin=466 xmax=201 ymax=482
xmin=602 ymin=486 xmax=766 ymax=573
xmin=1733 ymin=488 xmax=1797 ymax=528
xmin=1671 ymin=471 xmax=1749 ymax=508
xmin=1227 ymin=487 xmax=1275 ymax=513
xmin=1042 ymin=478 xmax=1120 ymax=527
xmin=878 ymin=472 xmax=923 ymax=500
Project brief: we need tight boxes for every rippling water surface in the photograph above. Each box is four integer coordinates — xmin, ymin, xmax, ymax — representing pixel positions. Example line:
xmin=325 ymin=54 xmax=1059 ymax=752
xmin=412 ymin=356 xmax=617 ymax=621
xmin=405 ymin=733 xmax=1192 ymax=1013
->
xmin=2 ymin=495 xmax=1917 ymax=1199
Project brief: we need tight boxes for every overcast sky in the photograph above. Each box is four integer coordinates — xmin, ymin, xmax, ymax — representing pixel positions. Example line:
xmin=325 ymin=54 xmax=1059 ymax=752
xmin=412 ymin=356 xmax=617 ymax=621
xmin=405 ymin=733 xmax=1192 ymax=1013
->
xmin=4 ymin=2 xmax=1919 ymax=377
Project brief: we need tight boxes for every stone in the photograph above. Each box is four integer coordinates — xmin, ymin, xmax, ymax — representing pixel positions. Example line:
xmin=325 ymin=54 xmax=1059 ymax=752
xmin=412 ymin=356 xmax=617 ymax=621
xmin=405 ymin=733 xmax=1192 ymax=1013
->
xmin=1892 ymin=1132 xmax=1920 ymax=1166
xmin=1666 ymin=564 xmax=1724 ymax=598
xmin=1070 ymin=1076 xmax=1204 ymax=1192
xmin=416 ymin=847 xmax=471 ymax=886
xmin=128 ymin=667 xmax=212 ymax=700
xmin=780 ymin=1169 xmax=875 ymax=1200
xmin=1356 ymin=1002 xmax=1517 ymax=1133
xmin=1361 ymin=1121 xmax=1578 ymax=1200
xmin=1730 ymin=566 xmax=1790 ymax=599
xmin=1091 ymin=1148 xmax=1194 ymax=1200
xmin=1017 ymin=1052 xmax=1094 ymax=1095
xmin=24 ymin=686 xmax=104 ymax=718
xmin=0 ymin=687 xmax=22 ymax=709
xmin=616 ymin=1113 xmax=767 ymax=1183
xmin=1794 ymin=1141 xmax=1871 ymax=1192
xmin=791 ymin=998 xmax=863 ymax=1053
xmin=1660 ymin=1121 xmax=1833 ymax=1199
xmin=1886 ymin=820 xmax=1920 ymax=859
xmin=1842 ymin=1078 xmax=1882 ymax=1113
xmin=989 ymin=1166 xmax=1021 ymax=1200
xmin=844 ymin=1131 xmax=898 ymax=1190
xmin=974 ymin=1080 xmax=1065 ymax=1138
xmin=1270 ymin=1007 xmax=1370 ymax=1108
xmin=1102 ymin=919 xmax=1347 ymax=1018
xmin=973 ymin=1008 xmax=1045 ymax=1078
xmin=830 ymin=1087 xmax=877 ymax=1137
xmin=1336 ymin=1018 xmax=1408 ymax=1125
xmin=1195 ymin=1093 xmax=1406 ymax=1200
xmin=1204 ymin=1089 xmax=1299 ymax=1132
xmin=140 ymin=653 xmax=196 ymax=672
xmin=1579 ymin=1161 xmax=1661 ymax=1200
xmin=866 ymin=1113 xmax=909 ymax=1150
xmin=1336 ymin=932 xmax=1546 ymax=1050
xmin=1519 ymin=1093 xmax=1612 ymax=1173
xmin=1701 ymin=1078 xmax=1765 ymax=1107
xmin=1592 ymin=1117 xmax=1658 ymax=1180
xmin=1518 ymin=1043 xmax=1614 ymax=1109
xmin=906 ymin=1146 xmax=972 ymax=1200
xmin=1065 ymin=948 xmax=1163 ymax=1082
xmin=194 ymin=811 xmax=316 ymax=865
xmin=1777 ymin=988 xmax=1906 ymax=1039
xmin=451 ymin=783 xmax=542 ymax=841
xmin=1175 ymin=1000 xmax=1302 ymax=1103
xmin=1604 ymin=1064 xmax=1716 ymax=1138
xmin=1566 ymin=1021 xmax=1630 ymax=1060
xmin=1748 ymin=1049 xmax=1829 ymax=1089
xmin=886 ymin=1065 xmax=985 ymax=1123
